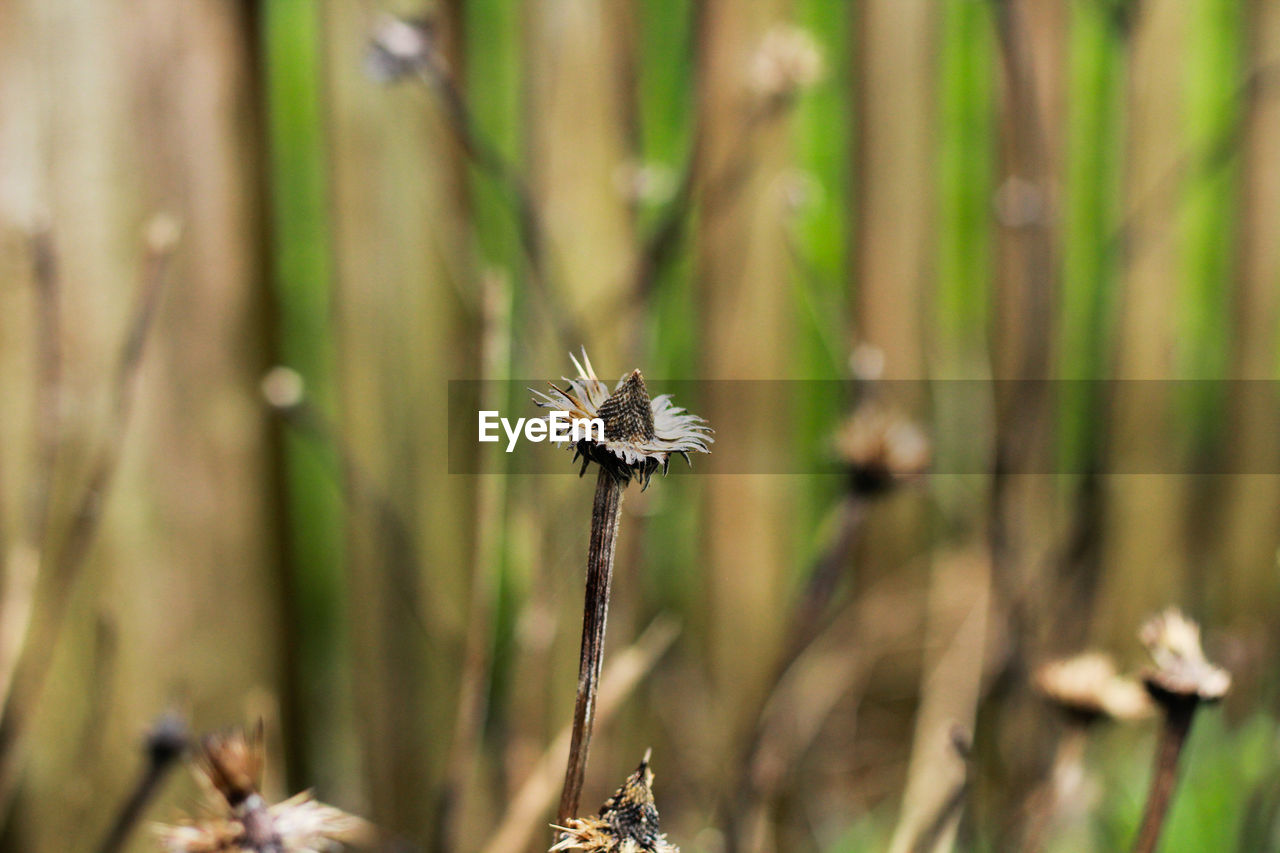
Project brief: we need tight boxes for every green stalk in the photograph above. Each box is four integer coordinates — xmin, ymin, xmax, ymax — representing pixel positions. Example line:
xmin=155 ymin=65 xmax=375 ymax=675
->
xmin=262 ymin=0 xmax=348 ymax=791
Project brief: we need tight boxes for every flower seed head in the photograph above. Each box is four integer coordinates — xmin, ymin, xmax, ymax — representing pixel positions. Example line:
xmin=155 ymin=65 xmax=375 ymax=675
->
xmin=532 ymin=349 xmax=712 ymax=489
xmin=551 ymin=750 xmax=678 ymax=853
xmin=1033 ymin=652 xmax=1155 ymax=724
xmin=1139 ymin=608 xmax=1231 ymax=704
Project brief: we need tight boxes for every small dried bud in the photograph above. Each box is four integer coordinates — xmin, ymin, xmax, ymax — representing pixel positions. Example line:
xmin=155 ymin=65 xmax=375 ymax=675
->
xmin=614 ymin=161 xmax=677 ymax=206
xmin=261 ymin=366 xmax=306 ymax=411
xmin=833 ymin=402 xmax=930 ymax=496
xmin=551 ymin=750 xmax=678 ymax=853
xmin=364 ymin=14 xmax=437 ymax=84
xmin=1139 ymin=609 xmax=1231 ymax=704
xmin=1033 ymin=652 xmax=1155 ymax=723
xmin=747 ymin=26 xmax=824 ymax=105
xmin=144 ymin=213 xmax=182 ymax=254
xmin=146 ymin=711 xmax=189 ymax=766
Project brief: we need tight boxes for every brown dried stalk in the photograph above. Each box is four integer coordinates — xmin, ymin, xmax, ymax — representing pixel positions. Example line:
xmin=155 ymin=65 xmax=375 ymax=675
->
xmin=558 ymin=468 xmax=626 ymax=824
xmin=0 ymin=215 xmax=177 ymax=814
xmin=1130 ymin=609 xmax=1230 ymax=853
xmin=482 ymin=616 xmax=679 ymax=853
xmin=1131 ymin=698 xmax=1197 ymax=853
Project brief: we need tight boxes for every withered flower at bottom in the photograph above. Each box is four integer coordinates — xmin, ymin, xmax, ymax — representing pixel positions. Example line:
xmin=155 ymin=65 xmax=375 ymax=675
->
xmin=154 ymin=723 xmax=370 ymax=853
xmin=551 ymin=750 xmax=678 ymax=853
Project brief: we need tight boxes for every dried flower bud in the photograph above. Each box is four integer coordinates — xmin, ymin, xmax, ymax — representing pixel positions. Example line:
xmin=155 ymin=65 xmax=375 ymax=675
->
xmin=261 ymin=366 xmax=306 ymax=411
xmin=551 ymin=750 xmax=678 ymax=853
xmin=1033 ymin=652 xmax=1154 ymax=723
xmin=364 ymin=14 xmax=437 ymax=84
xmin=833 ymin=402 xmax=930 ymax=496
xmin=1139 ymin=608 xmax=1231 ymax=704
xmin=747 ymin=26 xmax=824 ymax=105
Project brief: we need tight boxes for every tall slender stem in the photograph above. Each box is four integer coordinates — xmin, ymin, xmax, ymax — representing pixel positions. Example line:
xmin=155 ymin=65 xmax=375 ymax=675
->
xmin=1132 ymin=698 xmax=1197 ymax=853
xmin=558 ymin=469 xmax=625 ymax=823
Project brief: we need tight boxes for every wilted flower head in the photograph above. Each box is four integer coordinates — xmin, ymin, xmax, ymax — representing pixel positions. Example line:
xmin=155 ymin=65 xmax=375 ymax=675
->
xmin=551 ymin=750 xmax=678 ymax=853
xmin=155 ymin=723 xmax=370 ymax=852
xmin=833 ymin=401 xmax=930 ymax=495
xmin=1033 ymin=652 xmax=1155 ymax=723
xmin=1139 ymin=609 xmax=1231 ymax=703
xmin=748 ymin=25 xmax=824 ymax=105
xmin=532 ymin=349 xmax=712 ymax=488
xmin=364 ymin=13 xmax=438 ymax=84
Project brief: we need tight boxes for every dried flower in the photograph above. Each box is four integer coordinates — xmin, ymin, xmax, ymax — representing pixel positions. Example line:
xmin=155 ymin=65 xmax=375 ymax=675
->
xmin=1139 ymin=608 xmax=1231 ymax=703
xmin=551 ymin=750 xmax=678 ymax=853
xmin=154 ymin=724 xmax=370 ymax=853
xmin=532 ymin=350 xmax=712 ymax=488
xmin=747 ymin=26 xmax=824 ymax=105
xmin=833 ymin=401 xmax=930 ymax=495
xmin=1033 ymin=652 xmax=1154 ymax=723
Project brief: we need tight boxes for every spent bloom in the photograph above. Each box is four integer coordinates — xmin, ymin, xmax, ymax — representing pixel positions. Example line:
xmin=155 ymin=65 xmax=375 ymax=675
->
xmin=551 ymin=750 xmax=678 ymax=853
xmin=833 ymin=401 xmax=930 ymax=495
xmin=1139 ymin=608 xmax=1231 ymax=703
xmin=1033 ymin=652 xmax=1154 ymax=723
xmin=155 ymin=724 xmax=370 ymax=853
xmin=532 ymin=349 xmax=712 ymax=488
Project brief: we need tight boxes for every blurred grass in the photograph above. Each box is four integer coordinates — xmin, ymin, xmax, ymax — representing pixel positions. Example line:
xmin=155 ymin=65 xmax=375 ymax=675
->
xmin=261 ymin=0 xmax=350 ymax=794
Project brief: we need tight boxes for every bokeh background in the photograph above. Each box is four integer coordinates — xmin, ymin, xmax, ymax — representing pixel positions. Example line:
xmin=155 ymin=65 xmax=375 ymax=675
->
xmin=1 ymin=0 xmax=1279 ymax=850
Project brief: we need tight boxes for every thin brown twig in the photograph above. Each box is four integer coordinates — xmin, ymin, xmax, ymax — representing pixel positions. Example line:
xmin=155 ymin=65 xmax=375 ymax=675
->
xmin=1131 ymin=698 xmax=1197 ymax=853
xmin=24 ymin=226 xmax=63 ymax=560
xmin=412 ymin=54 xmax=584 ymax=349
xmin=558 ymin=468 xmax=626 ymax=824
xmin=0 ymin=229 xmax=66 ymax=715
xmin=95 ymin=712 xmax=188 ymax=853
xmin=438 ymin=274 xmax=511 ymax=853
xmin=0 ymin=216 xmax=177 ymax=815
xmin=481 ymin=616 xmax=679 ymax=853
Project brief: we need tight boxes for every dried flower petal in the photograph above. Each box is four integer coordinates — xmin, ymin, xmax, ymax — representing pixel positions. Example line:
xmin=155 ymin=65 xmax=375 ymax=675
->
xmin=551 ymin=751 xmax=678 ymax=853
xmin=1139 ymin=608 xmax=1231 ymax=703
xmin=532 ymin=349 xmax=712 ymax=488
xmin=1033 ymin=652 xmax=1155 ymax=723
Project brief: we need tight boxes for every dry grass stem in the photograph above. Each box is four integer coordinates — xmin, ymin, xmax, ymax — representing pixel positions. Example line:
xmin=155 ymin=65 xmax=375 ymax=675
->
xmin=0 ymin=217 xmax=177 ymax=813
xmin=1131 ymin=609 xmax=1231 ymax=853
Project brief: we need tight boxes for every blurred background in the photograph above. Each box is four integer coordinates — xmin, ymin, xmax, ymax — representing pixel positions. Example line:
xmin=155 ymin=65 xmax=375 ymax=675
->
xmin=1 ymin=0 xmax=1279 ymax=850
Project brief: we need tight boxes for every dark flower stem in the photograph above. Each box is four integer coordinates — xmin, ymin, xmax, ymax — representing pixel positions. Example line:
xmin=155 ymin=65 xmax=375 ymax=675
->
xmin=558 ymin=469 xmax=626 ymax=823
xmin=95 ymin=713 xmax=188 ymax=853
xmin=1132 ymin=697 xmax=1198 ymax=853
